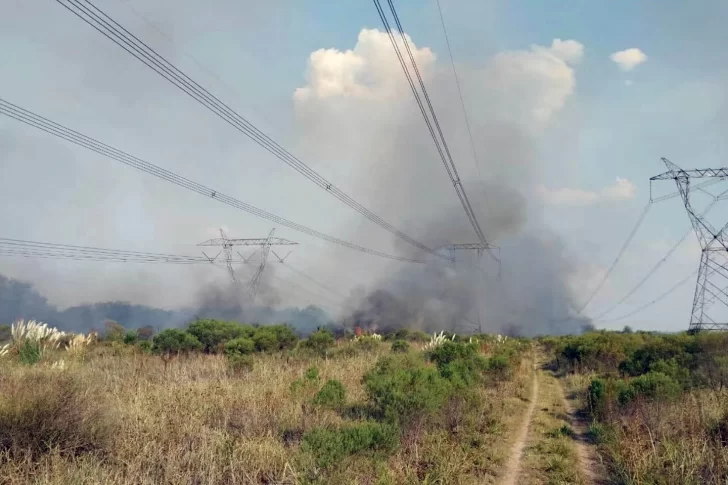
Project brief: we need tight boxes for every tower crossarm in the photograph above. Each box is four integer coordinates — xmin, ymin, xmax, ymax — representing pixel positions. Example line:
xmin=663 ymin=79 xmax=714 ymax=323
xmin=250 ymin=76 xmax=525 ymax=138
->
xmin=197 ymin=237 xmax=298 ymax=247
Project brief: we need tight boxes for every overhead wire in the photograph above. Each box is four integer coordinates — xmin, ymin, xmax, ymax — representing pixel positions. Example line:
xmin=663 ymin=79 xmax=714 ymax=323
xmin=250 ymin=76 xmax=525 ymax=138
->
xmin=53 ymin=0 xmax=445 ymax=261
xmin=0 ymin=98 xmax=423 ymax=263
xmin=596 ymin=270 xmax=699 ymax=323
xmin=372 ymin=0 xmax=494 ymax=259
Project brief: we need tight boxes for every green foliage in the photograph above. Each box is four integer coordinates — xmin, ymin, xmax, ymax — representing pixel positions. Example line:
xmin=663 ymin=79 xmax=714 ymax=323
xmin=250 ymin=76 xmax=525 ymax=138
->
xmin=618 ymin=371 xmax=681 ymax=406
xmin=312 ymin=379 xmax=347 ymax=410
xmin=252 ymin=328 xmax=278 ymax=352
xmin=123 ymin=331 xmax=138 ymax=345
xmin=18 ymin=341 xmax=41 ymax=365
xmin=355 ymin=336 xmax=381 ymax=352
xmin=305 ymin=366 xmax=320 ymax=382
xmin=302 ymin=422 xmax=399 ymax=469
xmin=137 ymin=340 xmax=153 ymax=354
xmin=363 ymin=354 xmax=451 ymax=425
xmin=429 ymin=341 xmax=488 ymax=387
xmin=227 ymin=354 xmax=254 ymax=375
xmin=266 ymin=324 xmax=298 ymax=351
xmin=186 ymin=319 xmax=254 ymax=353
xmin=391 ymin=339 xmax=409 ymax=353
xmin=301 ymin=328 xmax=335 ymax=357
xmin=291 ymin=366 xmax=321 ymax=397
xmin=224 ymin=337 xmax=255 ymax=356
xmin=152 ymin=329 xmax=202 ymax=355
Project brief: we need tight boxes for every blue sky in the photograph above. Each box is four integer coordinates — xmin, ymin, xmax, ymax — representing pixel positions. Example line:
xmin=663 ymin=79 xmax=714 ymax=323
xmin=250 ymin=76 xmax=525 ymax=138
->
xmin=1 ymin=0 xmax=727 ymax=332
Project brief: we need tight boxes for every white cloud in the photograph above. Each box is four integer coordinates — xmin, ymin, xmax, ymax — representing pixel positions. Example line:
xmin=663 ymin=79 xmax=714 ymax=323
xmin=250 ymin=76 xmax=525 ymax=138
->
xmin=548 ymin=39 xmax=585 ymax=64
xmin=294 ymin=28 xmax=435 ymax=103
xmin=538 ymin=177 xmax=637 ymax=206
xmin=610 ymin=48 xmax=648 ymax=71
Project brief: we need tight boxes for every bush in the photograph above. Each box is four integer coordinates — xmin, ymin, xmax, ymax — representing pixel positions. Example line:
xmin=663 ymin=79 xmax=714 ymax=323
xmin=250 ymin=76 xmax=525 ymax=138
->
xmin=363 ymin=354 xmax=451 ymax=425
xmin=355 ymin=336 xmax=381 ymax=352
xmin=429 ymin=341 xmax=488 ymax=387
xmin=391 ymin=339 xmax=409 ymax=353
xmin=313 ymin=379 xmax=347 ymax=410
xmin=152 ymin=329 xmax=202 ymax=355
xmin=0 ymin=324 xmax=10 ymax=342
xmin=136 ymin=325 xmax=155 ymax=341
xmin=485 ymin=355 xmax=512 ymax=382
xmin=267 ymin=324 xmax=298 ymax=351
xmin=186 ymin=319 xmax=254 ymax=353
xmin=137 ymin=340 xmax=153 ymax=354
xmin=302 ymin=422 xmax=399 ymax=469
xmin=619 ymin=371 xmax=681 ymax=406
xmin=227 ymin=354 xmax=254 ymax=375
xmin=301 ymin=328 xmax=335 ymax=357
xmin=253 ymin=328 xmax=278 ymax=352
xmin=18 ymin=341 xmax=42 ymax=365
xmin=0 ymin=372 xmax=113 ymax=458
xmin=123 ymin=331 xmax=138 ymax=345
xmin=224 ymin=337 xmax=255 ymax=356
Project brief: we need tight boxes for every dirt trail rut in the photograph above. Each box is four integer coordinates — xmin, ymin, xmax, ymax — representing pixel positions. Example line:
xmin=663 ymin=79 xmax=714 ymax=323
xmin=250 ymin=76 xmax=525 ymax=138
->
xmin=558 ymin=381 xmax=606 ymax=485
xmin=500 ymin=369 xmax=539 ymax=485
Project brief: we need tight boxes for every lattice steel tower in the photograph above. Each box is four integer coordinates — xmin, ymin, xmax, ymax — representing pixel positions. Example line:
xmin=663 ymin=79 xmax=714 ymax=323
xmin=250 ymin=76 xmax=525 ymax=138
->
xmin=651 ymin=158 xmax=728 ymax=331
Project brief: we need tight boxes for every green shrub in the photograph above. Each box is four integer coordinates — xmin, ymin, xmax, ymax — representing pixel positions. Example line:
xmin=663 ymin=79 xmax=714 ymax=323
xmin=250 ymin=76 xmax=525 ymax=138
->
xmin=252 ymin=328 xmax=278 ymax=352
xmin=152 ymin=329 xmax=202 ymax=355
xmin=291 ymin=366 xmax=321 ymax=396
xmin=355 ymin=336 xmax=381 ymax=352
xmin=305 ymin=366 xmax=320 ymax=381
xmin=302 ymin=422 xmax=399 ymax=469
xmin=227 ymin=354 xmax=254 ymax=375
xmin=587 ymin=378 xmax=607 ymax=417
xmin=137 ymin=340 xmax=153 ymax=354
xmin=391 ymin=339 xmax=409 ymax=353
xmin=186 ymin=319 xmax=254 ymax=353
xmin=0 ymin=371 xmax=113 ymax=458
xmin=224 ymin=337 xmax=255 ymax=356
xmin=363 ymin=354 xmax=451 ymax=425
xmin=485 ymin=355 xmax=512 ymax=382
xmin=123 ymin=331 xmax=138 ymax=345
xmin=18 ymin=341 xmax=42 ymax=365
xmin=313 ymin=379 xmax=347 ymax=410
xmin=267 ymin=324 xmax=298 ymax=350
xmin=429 ymin=341 xmax=488 ymax=387
xmin=301 ymin=329 xmax=335 ymax=357
xmin=619 ymin=371 xmax=681 ymax=406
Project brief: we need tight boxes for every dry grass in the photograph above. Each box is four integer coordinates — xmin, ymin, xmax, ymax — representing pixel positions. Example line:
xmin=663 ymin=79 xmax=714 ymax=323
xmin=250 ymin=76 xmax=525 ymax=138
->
xmin=0 ymin=342 xmax=535 ymax=485
xmin=520 ymin=369 xmax=583 ymax=485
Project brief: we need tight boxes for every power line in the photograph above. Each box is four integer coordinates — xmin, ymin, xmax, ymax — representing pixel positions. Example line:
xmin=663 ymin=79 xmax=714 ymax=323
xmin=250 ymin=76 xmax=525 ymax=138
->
xmin=0 ymin=98 xmax=422 ymax=263
xmin=596 ymin=270 xmax=699 ymax=324
xmin=576 ymin=201 xmax=652 ymax=314
xmin=372 ymin=0 xmax=493 ymax=257
xmin=53 ymin=0 xmax=445 ymax=261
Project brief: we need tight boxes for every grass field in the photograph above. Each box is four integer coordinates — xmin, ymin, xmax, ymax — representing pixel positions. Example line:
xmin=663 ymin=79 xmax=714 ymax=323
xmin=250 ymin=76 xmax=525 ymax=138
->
xmin=0 ymin=323 xmax=535 ymax=485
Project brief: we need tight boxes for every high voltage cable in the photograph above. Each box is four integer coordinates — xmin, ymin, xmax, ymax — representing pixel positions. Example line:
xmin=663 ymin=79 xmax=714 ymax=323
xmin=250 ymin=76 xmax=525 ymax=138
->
xmin=53 ymin=0 xmax=444 ymax=261
xmin=590 ymin=206 xmax=715 ymax=320
xmin=576 ymin=201 xmax=652 ymax=314
xmin=0 ymin=99 xmax=423 ymax=263
xmin=596 ymin=270 xmax=699 ymax=323
xmin=372 ymin=0 xmax=493 ymax=257
xmin=277 ymin=263 xmax=349 ymax=301
xmin=434 ymin=0 xmax=490 ymax=214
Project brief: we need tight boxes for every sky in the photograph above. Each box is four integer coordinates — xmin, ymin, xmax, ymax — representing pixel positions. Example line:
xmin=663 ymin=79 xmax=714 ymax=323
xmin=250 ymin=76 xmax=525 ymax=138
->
xmin=1 ymin=0 xmax=727 ymax=333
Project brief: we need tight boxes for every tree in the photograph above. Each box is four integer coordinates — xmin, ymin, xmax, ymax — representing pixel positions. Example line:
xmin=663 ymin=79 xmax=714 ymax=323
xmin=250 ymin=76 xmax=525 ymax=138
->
xmin=152 ymin=329 xmax=201 ymax=356
xmin=136 ymin=326 xmax=155 ymax=341
xmin=186 ymin=319 xmax=254 ymax=353
xmin=302 ymin=328 xmax=335 ymax=357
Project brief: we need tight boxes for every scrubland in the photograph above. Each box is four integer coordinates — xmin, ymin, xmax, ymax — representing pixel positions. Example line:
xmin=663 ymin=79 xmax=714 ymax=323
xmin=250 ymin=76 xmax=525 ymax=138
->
xmin=544 ymin=330 xmax=728 ymax=485
xmin=0 ymin=321 xmax=534 ymax=485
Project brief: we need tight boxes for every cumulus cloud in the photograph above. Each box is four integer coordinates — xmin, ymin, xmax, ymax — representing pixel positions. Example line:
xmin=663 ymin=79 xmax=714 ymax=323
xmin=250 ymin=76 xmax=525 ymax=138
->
xmin=537 ymin=177 xmax=637 ymax=206
xmin=292 ymin=31 xmax=592 ymax=334
xmin=610 ymin=48 xmax=648 ymax=71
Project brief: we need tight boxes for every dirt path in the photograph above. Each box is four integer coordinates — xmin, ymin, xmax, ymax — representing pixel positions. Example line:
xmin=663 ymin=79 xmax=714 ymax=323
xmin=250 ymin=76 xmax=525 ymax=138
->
xmin=558 ymin=381 xmax=606 ymax=485
xmin=500 ymin=369 xmax=539 ymax=485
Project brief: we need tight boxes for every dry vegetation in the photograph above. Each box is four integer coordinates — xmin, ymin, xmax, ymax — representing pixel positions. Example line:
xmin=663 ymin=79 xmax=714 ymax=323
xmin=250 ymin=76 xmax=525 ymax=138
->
xmin=520 ymin=368 xmax=583 ymax=485
xmin=0 ymin=321 xmax=535 ymax=485
xmin=544 ymin=330 xmax=728 ymax=485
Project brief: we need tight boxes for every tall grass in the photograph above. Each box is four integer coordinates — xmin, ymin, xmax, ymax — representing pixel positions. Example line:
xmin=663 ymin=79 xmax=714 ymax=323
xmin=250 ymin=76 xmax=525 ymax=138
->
xmin=0 ymin=338 xmax=534 ymax=484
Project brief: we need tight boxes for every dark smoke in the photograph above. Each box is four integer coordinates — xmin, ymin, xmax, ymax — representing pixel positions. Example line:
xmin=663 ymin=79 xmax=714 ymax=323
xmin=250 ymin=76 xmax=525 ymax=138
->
xmin=0 ymin=273 xmax=334 ymax=336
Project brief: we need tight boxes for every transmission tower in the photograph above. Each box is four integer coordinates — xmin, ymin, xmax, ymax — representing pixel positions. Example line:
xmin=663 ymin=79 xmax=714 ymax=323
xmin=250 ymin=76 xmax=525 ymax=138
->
xmin=651 ymin=158 xmax=728 ymax=331
xmin=435 ymin=242 xmax=498 ymax=333
xmin=197 ymin=229 xmax=298 ymax=300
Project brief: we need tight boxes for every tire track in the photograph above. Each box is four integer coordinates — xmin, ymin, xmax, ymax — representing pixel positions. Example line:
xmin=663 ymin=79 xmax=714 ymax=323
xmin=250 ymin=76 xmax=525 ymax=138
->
xmin=500 ymin=368 xmax=540 ymax=485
